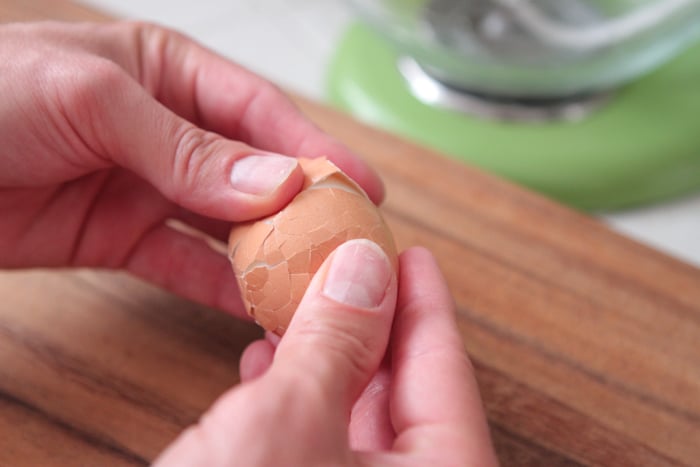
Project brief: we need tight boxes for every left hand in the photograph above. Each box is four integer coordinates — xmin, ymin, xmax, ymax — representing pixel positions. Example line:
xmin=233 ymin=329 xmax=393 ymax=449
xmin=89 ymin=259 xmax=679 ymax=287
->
xmin=0 ymin=21 xmax=383 ymax=317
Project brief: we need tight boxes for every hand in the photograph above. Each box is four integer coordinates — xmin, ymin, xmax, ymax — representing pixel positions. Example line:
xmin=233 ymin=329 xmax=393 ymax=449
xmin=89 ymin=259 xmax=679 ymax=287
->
xmin=0 ymin=21 xmax=382 ymax=318
xmin=155 ymin=243 xmax=499 ymax=466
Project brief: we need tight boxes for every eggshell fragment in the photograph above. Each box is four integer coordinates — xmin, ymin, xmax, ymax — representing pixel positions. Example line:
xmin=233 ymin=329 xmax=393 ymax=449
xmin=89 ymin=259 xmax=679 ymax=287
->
xmin=228 ymin=157 xmax=397 ymax=335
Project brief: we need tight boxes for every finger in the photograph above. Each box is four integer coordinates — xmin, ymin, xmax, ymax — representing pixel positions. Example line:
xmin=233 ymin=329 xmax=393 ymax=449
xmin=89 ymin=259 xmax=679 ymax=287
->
xmin=348 ymin=362 xmax=394 ymax=451
xmin=59 ymin=57 xmax=304 ymax=222
xmin=56 ymin=171 xmax=244 ymax=314
xmin=265 ymin=331 xmax=281 ymax=347
xmin=172 ymin=210 xmax=233 ymax=244
xmin=124 ymin=222 xmax=248 ymax=319
xmin=389 ymin=247 xmax=498 ymax=465
xmin=239 ymin=339 xmax=275 ymax=382
xmin=155 ymin=240 xmax=396 ymax=467
xmin=193 ymin=74 xmax=385 ymax=204
xmin=272 ymin=239 xmax=398 ymax=412
xmin=107 ymin=22 xmax=384 ymax=204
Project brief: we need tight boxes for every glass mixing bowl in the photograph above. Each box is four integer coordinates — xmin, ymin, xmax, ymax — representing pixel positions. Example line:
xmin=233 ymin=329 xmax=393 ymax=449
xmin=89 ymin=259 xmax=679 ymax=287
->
xmin=349 ymin=0 xmax=700 ymax=99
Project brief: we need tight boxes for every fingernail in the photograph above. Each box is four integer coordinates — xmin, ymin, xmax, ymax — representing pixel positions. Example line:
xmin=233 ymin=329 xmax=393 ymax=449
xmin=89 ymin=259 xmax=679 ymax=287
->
xmin=322 ymin=239 xmax=392 ymax=309
xmin=230 ymin=154 xmax=298 ymax=196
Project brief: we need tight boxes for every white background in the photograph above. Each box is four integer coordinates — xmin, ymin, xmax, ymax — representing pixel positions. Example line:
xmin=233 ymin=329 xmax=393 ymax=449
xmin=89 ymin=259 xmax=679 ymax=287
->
xmin=80 ymin=0 xmax=700 ymax=268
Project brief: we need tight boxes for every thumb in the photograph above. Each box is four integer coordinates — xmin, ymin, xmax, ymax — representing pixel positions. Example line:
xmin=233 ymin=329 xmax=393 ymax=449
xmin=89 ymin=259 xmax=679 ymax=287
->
xmin=271 ymin=239 xmax=398 ymax=410
xmin=153 ymin=239 xmax=397 ymax=466
xmin=79 ymin=64 xmax=304 ymax=221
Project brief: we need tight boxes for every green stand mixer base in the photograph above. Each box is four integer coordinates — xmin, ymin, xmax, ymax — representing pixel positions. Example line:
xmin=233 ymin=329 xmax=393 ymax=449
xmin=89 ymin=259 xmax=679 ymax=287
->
xmin=327 ymin=24 xmax=700 ymax=211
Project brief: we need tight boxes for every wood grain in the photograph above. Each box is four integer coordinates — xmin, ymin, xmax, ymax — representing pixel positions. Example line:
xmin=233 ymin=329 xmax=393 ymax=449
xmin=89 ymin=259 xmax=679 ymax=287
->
xmin=2 ymin=1 xmax=700 ymax=465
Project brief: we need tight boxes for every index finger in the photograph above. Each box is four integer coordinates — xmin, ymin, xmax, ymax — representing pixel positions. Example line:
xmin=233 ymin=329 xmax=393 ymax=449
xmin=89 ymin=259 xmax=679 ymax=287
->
xmin=100 ymin=22 xmax=385 ymax=204
xmin=390 ymin=247 xmax=498 ymax=465
xmin=192 ymin=65 xmax=385 ymax=205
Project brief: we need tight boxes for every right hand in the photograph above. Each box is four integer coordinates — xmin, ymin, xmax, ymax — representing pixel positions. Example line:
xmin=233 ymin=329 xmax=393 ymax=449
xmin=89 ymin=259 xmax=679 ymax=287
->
xmin=155 ymin=243 xmax=499 ymax=466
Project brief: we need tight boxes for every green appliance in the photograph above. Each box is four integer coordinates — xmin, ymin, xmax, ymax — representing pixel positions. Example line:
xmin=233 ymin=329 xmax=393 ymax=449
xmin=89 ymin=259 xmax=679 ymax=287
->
xmin=328 ymin=0 xmax=700 ymax=210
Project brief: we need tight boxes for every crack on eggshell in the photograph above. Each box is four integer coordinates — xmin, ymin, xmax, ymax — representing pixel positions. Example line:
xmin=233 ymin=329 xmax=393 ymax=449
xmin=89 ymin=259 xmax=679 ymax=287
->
xmin=241 ymin=259 xmax=287 ymax=276
xmin=307 ymin=178 xmax=361 ymax=196
xmin=228 ymin=157 xmax=397 ymax=335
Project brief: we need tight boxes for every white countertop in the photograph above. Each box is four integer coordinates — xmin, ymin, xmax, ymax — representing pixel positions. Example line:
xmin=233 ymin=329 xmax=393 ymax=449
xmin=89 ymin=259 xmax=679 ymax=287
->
xmin=81 ymin=0 xmax=700 ymax=269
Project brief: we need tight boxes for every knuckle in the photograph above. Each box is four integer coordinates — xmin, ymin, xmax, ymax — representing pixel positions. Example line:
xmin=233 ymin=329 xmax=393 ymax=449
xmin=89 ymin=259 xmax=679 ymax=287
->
xmin=292 ymin=317 xmax=382 ymax=380
xmin=169 ymin=125 xmax=224 ymax=201
xmin=126 ymin=20 xmax=191 ymax=94
xmin=36 ymin=57 xmax=128 ymax=164
xmin=128 ymin=19 xmax=182 ymax=42
xmin=46 ymin=58 xmax=126 ymax=114
xmin=234 ymin=80 xmax=284 ymax=133
xmin=120 ymin=19 xmax=159 ymax=35
xmin=117 ymin=19 xmax=177 ymax=49
xmin=84 ymin=59 xmax=126 ymax=91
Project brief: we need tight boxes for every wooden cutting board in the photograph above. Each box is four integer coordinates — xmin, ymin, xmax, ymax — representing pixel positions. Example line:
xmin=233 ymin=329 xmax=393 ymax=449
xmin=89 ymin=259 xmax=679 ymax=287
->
xmin=2 ymin=1 xmax=700 ymax=465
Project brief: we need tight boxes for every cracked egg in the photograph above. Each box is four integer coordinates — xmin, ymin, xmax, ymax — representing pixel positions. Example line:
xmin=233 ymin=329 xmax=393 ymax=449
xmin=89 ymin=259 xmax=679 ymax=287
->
xmin=228 ymin=157 xmax=397 ymax=335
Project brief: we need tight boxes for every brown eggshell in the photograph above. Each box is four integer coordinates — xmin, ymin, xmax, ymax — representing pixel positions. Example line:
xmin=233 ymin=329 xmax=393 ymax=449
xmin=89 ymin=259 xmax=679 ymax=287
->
xmin=228 ymin=157 xmax=397 ymax=335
